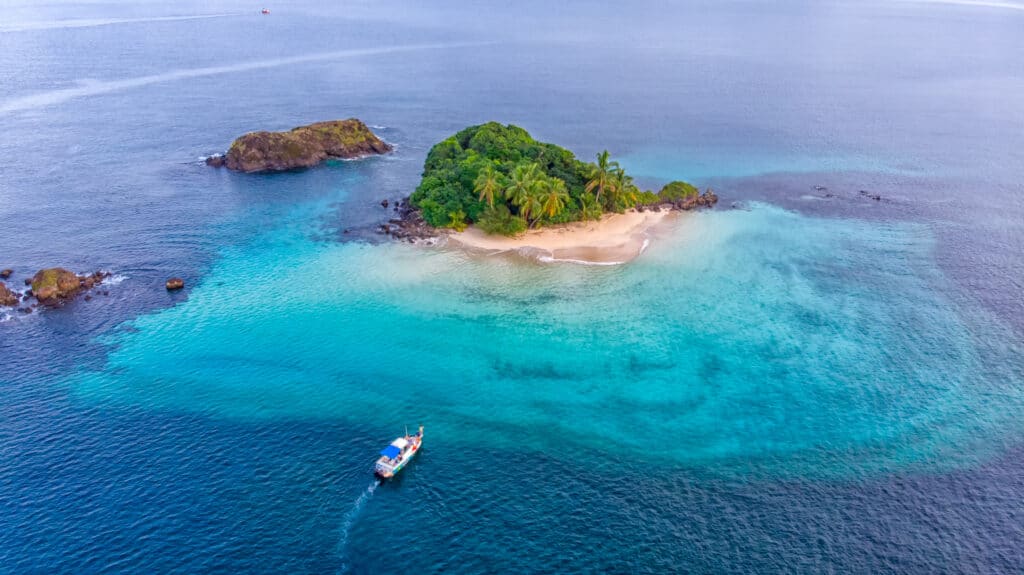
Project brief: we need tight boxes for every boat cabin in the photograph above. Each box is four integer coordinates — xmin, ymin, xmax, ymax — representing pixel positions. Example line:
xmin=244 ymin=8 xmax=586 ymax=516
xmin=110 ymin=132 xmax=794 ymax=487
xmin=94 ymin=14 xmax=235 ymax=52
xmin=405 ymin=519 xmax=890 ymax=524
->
xmin=374 ymin=428 xmax=423 ymax=479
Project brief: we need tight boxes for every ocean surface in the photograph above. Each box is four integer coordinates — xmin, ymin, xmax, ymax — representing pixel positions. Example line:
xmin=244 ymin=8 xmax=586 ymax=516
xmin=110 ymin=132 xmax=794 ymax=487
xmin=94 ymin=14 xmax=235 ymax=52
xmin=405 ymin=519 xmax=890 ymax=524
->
xmin=2 ymin=0 xmax=1024 ymax=572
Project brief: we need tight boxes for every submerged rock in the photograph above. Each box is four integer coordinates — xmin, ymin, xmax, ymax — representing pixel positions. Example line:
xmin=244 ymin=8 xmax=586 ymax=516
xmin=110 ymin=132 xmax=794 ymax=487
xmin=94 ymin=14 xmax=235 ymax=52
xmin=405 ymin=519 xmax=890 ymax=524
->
xmin=379 ymin=201 xmax=440 ymax=243
xmin=212 ymin=119 xmax=391 ymax=173
xmin=204 ymin=154 xmax=226 ymax=168
xmin=0 ymin=282 xmax=19 ymax=307
xmin=0 ymin=269 xmax=11 ymax=279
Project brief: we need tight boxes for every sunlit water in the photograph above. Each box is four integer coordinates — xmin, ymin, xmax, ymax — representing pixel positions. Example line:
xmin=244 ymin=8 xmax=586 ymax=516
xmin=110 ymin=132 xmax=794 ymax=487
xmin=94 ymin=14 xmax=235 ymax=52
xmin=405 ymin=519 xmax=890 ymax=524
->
xmin=2 ymin=0 xmax=1024 ymax=572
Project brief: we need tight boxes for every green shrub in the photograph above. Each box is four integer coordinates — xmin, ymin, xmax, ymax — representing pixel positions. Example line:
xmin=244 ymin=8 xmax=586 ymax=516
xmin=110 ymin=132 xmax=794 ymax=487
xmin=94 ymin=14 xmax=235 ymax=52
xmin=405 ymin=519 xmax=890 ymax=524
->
xmin=658 ymin=181 xmax=699 ymax=201
xmin=637 ymin=191 xmax=661 ymax=205
xmin=447 ymin=209 xmax=468 ymax=232
xmin=477 ymin=205 xmax=527 ymax=236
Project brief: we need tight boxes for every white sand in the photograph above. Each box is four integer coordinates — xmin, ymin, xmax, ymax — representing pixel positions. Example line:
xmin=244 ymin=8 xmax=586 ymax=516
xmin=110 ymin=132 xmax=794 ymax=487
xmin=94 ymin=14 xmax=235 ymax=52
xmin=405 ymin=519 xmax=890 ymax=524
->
xmin=448 ymin=209 xmax=675 ymax=264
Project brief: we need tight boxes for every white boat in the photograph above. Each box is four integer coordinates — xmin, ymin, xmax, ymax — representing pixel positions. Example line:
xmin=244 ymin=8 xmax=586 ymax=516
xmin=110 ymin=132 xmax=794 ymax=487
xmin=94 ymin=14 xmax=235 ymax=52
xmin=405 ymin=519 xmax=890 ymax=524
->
xmin=374 ymin=425 xmax=423 ymax=479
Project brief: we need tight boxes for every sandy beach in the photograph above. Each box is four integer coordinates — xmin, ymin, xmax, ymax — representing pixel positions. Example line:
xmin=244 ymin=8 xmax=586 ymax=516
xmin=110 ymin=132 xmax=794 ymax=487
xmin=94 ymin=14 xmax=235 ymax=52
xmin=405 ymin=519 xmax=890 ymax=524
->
xmin=447 ymin=209 xmax=675 ymax=264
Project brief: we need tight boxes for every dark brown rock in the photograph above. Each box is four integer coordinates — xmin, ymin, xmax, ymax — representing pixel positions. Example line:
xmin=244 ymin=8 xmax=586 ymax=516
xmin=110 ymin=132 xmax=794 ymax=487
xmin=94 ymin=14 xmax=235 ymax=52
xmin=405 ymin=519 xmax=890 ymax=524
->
xmin=166 ymin=278 xmax=185 ymax=291
xmin=0 ymin=282 xmax=18 ymax=307
xmin=217 ymin=119 xmax=391 ymax=172
xmin=381 ymin=199 xmax=389 ymax=208
xmin=382 ymin=201 xmax=440 ymax=242
xmin=31 ymin=268 xmax=82 ymax=306
xmin=0 ymin=269 xmax=11 ymax=279
xmin=205 ymin=154 xmax=226 ymax=168
xmin=676 ymin=189 xmax=719 ymax=211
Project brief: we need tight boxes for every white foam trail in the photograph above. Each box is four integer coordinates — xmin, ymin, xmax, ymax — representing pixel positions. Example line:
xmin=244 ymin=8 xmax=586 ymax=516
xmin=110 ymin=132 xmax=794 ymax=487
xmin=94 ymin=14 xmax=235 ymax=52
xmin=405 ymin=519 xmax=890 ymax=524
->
xmin=337 ymin=480 xmax=379 ymax=574
xmin=1 ymin=13 xmax=245 ymax=33
xmin=0 ymin=42 xmax=490 ymax=116
xmin=894 ymin=0 xmax=1024 ymax=11
xmin=536 ymin=255 xmax=629 ymax=266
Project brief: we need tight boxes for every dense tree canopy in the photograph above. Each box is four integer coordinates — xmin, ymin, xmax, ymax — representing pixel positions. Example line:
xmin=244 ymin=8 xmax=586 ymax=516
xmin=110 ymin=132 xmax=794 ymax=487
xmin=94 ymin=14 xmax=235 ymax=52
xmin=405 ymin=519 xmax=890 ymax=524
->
xmin=409 ymin=122 xmax=696 ymax=235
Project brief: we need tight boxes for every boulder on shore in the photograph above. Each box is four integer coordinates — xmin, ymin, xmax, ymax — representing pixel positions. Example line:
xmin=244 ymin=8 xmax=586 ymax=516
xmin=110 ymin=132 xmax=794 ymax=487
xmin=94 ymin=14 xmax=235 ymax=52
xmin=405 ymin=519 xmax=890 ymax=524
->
xmin=676 ymin=189 xmax=719 ymax=210
xmin=209 ymin=119 xmax=391 ymax=172
xmin=0 ymin=282 xmax=19 ymax=307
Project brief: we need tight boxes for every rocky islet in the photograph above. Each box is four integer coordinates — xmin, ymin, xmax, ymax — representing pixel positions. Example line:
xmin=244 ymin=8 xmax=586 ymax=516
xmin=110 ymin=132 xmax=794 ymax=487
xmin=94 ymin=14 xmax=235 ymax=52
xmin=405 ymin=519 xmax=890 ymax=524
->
xmin=206 ymin=119 xmax=391 ymax=172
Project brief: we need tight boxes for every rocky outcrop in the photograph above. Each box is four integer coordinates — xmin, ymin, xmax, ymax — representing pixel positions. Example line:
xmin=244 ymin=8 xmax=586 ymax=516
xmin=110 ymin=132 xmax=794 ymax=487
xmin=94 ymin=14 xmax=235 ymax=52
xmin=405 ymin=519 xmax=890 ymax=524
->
xmin=208 ymin=119 xmax=391 ymax=172
xmin=637 ymin=189 xmax=719 ymax=213
xmin=166 ymin=278 xmax=185 ymax=291
xmin=30 ymin=268 xmax=109 ymax=306
xmin=377 ymin=200 xmax=440 ymax=243
xmin=675 ymin=189 xmax=719 ymax=210
xmin=0 ymin=282 xmax=18 ymax=307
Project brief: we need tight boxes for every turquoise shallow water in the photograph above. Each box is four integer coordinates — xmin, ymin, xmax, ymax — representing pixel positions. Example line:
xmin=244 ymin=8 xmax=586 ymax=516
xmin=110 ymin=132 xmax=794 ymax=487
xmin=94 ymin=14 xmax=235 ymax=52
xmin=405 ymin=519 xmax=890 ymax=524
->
xmin=72 ymin=183 xmax=1024 ymax=479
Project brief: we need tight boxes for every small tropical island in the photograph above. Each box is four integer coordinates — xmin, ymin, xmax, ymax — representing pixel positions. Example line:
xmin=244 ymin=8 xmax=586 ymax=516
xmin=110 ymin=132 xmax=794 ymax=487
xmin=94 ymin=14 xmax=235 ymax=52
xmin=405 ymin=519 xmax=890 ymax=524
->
xmin=399 ymin=122 xmax=716 ymax=263
xmin=207 ymin=118 xmax=391 ymax=172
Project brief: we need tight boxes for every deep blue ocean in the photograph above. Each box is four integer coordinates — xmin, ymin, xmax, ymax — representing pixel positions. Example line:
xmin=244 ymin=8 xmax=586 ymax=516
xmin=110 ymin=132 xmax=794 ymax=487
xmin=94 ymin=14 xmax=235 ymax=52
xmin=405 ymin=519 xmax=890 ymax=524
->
xmin=2 ymin=0 xmax=1024 ymax=572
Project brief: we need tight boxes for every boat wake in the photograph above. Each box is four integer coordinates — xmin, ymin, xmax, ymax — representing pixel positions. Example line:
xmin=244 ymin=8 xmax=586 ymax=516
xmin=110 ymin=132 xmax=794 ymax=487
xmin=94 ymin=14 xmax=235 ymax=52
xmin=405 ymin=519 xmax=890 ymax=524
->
xmin=0 ymin=13 xmax=245 ymax=33
xmin=0 ymin=42 xmax=494 ymax=116
xmin=336 ymin=480 xmax=380 ymax=574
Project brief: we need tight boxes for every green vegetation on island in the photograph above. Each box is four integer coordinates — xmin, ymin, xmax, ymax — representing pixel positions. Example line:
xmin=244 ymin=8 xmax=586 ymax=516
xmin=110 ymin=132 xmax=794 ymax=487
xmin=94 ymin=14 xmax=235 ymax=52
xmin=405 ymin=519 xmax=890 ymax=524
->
xmin=208 ymin=119 xmax=391 ymax=173
xmin=409 ymin=122 xmax=702 ymax=235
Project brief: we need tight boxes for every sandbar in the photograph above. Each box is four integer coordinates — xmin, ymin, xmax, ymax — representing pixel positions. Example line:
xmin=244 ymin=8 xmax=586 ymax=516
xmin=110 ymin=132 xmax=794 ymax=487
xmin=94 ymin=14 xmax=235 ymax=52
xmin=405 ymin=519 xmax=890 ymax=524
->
xmin=447 ymin=209 xmax=675 ymax=264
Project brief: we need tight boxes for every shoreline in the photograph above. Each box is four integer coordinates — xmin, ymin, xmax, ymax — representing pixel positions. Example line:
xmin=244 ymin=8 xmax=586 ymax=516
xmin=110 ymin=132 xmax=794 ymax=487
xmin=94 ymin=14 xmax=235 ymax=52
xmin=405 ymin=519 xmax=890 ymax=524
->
xmin=447 ymin=209 xmax=676 ymax=265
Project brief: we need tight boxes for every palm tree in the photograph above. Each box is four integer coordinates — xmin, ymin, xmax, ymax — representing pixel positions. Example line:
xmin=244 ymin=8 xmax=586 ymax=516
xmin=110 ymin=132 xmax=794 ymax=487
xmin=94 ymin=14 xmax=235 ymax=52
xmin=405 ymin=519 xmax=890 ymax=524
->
xmin=506 ymin=163 xmax=540 ymax=216
xmin=523 ymin=189 xmax=544 ymax=227
xmin=584 ymin=150 xmax=619 ymax=205
xmin=611 ymin=167 xmax=638 ymax=209
xmin=474 ymin=164 xmax=503 ymax=208
xmin=538 ymin=178 xmax=570 ymax=220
